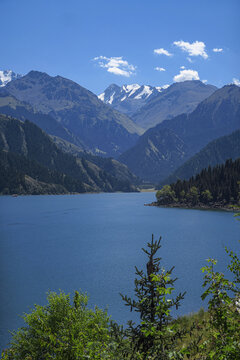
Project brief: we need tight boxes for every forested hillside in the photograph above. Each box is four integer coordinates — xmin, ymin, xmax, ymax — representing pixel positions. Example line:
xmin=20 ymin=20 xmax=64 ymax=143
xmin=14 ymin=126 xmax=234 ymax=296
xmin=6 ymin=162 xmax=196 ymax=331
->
xmin=0 ymin=115 xmax=138 ymax=195
xmin=156 ymin=158 xmax=240 ymax=209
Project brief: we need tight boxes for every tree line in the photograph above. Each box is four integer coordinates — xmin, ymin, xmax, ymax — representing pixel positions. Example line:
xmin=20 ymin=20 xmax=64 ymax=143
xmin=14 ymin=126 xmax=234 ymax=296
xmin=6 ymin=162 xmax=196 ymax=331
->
xmin=156 ymin=158 xmax=240 ymax=207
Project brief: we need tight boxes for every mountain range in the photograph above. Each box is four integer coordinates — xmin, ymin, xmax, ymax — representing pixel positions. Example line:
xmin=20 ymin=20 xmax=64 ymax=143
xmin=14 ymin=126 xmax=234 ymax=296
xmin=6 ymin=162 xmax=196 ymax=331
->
xmin=119 ymin=85 xmax=240 ymax=183
xmin=2 ymin=71 xmax=142 ymax=157
xmin=99 ymin=81 xmax=217 ymax=130
xmin=1 ymin=69 xmax=239 ymax=192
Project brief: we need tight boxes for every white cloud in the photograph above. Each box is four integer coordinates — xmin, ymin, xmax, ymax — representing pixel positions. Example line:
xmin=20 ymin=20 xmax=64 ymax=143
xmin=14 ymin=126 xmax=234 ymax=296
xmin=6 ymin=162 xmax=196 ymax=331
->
xmin=154 ymin=48 xmax=172 ymax=56
xmin=173 ymin=69 xmax=200 ymax=82
xmin=93 ymin=56 xmax=136 ymax=77
xmin=187 ymin=57 xmax=193 ymax=63
xmin=173 ymin=40 xmax=208 ymax=59
xmin=213 ymin=48 xmax=223 ymax=53
xmin=107 ymin=67 xmax=132 ymax=77
xmin=232 ymin=78 xmax=240 ymax=86
xmin=180 ymin=66 xmax=185 ymax=69
xmin=155 ymin=67 xmax=166 ymax=72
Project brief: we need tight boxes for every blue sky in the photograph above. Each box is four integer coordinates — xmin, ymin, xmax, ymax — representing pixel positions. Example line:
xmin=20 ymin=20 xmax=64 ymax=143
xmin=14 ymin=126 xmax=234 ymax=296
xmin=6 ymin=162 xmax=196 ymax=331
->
xmin=1 ymin=0 xmax=239 ymax=94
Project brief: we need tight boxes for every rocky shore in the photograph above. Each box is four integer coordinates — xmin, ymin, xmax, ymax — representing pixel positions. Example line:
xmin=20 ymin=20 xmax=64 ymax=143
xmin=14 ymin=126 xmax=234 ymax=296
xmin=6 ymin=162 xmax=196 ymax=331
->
xmin=146 ymin=201 xmax=240 ymax=212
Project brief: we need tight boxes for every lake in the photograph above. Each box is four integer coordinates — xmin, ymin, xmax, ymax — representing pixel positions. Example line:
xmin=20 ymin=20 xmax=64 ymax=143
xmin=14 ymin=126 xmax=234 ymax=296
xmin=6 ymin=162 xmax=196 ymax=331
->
xmin=0 ymin=192 xmax=239 ymax=350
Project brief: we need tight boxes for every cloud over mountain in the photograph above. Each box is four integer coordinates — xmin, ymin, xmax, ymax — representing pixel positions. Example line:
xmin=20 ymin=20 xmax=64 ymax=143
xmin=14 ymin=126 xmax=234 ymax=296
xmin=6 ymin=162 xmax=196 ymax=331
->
xmin=93 ymin=56 xmax=136 ymax=77
xmin=173 ymin=69 xmax=200 ymax=82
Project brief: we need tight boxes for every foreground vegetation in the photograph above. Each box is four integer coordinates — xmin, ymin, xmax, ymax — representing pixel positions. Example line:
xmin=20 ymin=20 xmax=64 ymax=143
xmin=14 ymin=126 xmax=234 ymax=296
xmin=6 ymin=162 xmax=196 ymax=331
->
xmin=1 ymin=231 xmax=240 ymax=359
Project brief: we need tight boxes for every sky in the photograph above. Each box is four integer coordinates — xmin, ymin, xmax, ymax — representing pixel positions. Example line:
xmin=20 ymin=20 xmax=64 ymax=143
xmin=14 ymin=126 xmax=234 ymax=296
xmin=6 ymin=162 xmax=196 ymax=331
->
xmin=0 ymin=0 xmax=239 ymax=94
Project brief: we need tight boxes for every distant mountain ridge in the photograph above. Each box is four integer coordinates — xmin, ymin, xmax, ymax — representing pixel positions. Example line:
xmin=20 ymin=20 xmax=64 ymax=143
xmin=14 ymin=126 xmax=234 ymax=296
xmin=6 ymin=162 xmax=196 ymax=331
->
xmin=119 ymin=85 xmax=240 ymax=183
xmin=132 ymin=80 xmax=218 ymax=129
xmin=3 ymin=71 xmax=142 ymax=157
xmin=98 ymin=83 xmax=169 ymax=117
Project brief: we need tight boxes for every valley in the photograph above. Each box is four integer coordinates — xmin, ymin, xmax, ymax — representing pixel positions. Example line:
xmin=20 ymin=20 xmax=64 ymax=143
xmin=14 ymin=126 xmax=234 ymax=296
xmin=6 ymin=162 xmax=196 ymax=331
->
xmin=0 ymin=70 xmax=239 ymax=208
xmin=1 ymin=1 xmax=240 ymax=358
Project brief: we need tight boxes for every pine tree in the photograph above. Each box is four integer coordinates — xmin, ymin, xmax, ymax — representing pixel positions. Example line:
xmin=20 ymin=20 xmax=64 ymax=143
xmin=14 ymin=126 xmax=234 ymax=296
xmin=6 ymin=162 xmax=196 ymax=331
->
xmin=120 ymin=235 xmax=186 ymax=359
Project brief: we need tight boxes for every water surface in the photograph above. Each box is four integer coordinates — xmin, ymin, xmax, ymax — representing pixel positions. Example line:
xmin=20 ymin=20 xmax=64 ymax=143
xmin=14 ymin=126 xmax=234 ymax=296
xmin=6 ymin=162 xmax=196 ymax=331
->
xmin=0 ymin=193 xmax=239 ymax=350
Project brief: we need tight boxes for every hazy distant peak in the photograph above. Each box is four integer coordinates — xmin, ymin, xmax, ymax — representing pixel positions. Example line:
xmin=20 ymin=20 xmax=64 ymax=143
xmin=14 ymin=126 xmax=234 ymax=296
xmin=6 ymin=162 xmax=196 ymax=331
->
xmin=131 ymin=80 xmax=218 ymax=130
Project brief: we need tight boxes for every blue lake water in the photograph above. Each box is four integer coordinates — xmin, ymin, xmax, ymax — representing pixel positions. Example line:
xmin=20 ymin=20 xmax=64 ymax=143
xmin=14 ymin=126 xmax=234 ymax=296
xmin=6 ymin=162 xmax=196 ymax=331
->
xmin=0 ymin=192 xmax=239 ymax=350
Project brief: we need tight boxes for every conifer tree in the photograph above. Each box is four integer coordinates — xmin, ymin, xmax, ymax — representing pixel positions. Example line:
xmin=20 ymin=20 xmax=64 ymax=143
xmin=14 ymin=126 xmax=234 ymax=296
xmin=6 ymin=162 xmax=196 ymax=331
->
xmin=120 ymin=235 xmax=186 ymax=359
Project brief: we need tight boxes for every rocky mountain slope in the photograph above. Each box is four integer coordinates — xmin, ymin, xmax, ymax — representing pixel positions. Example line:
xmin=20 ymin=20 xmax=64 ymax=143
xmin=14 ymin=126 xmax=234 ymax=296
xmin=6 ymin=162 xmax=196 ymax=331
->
xmin=161 ymin=129 xmax=240 ymax=185
xmin=0 ymin=90 xmax=85 ymax=149
xmin=132 ymin=80 xmax=217 ymax=130
xmin=119 ymin=85 xmax=240 ymax=183
xmin=3 ymin=71 xmax=142 ymax=157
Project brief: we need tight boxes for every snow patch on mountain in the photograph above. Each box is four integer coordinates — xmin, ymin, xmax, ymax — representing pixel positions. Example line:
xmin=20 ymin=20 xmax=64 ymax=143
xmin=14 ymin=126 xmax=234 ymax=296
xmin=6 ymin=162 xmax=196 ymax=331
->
xmin=0 ymin=70 xmax=22 ymax=87
xmin=98 ymin=92 xmax=105 ymax=101
xmin=156 ymin=85 xmax=170 ymax=92
xmin=134 ymin=85 xmax=154 ymax=99
xmin=98 ymin=83 xmax=170 ymax=117
xmin=122 ymin=84 xmax=141 ymax=96
xmin=99 ymin=83 xmax=169 ymax=103
xmin=108 ymin=92 xmax=115 ymax=104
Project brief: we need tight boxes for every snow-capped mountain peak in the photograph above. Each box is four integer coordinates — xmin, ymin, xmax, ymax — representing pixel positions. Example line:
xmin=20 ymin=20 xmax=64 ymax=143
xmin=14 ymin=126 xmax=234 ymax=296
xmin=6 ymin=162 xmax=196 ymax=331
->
xmin=98 ymin=83 xmax=169 ymax=117
xmin=122 ymin=84 xmax=141 ymax=96
xmin=0 ymin=70 xmax=22 ymax=87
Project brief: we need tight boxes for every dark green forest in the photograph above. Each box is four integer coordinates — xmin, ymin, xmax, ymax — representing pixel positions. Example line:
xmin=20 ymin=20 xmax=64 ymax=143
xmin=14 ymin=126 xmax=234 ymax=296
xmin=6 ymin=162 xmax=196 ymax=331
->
xmin=156 ymin=158 xmax=240 ymax=208
xmin=0 ymin=115 xmax=137 ymax=195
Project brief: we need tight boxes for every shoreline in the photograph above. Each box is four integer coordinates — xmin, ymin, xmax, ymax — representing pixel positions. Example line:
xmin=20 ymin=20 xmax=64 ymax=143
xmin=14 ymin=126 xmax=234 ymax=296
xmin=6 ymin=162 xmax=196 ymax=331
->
xmin=146 ymin=201 xmax=240 ymax=212
xmin=139 ymin=188 xmax=156 ymax=192
xmin=0 ymin=189 xmax=141 ymax=197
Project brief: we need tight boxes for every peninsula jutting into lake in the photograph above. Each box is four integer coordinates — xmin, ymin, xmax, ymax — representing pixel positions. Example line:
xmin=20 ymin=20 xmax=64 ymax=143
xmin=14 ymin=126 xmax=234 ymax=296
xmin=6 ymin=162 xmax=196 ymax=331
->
xmin=148 ymin=158 xmax=240 ymax=211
